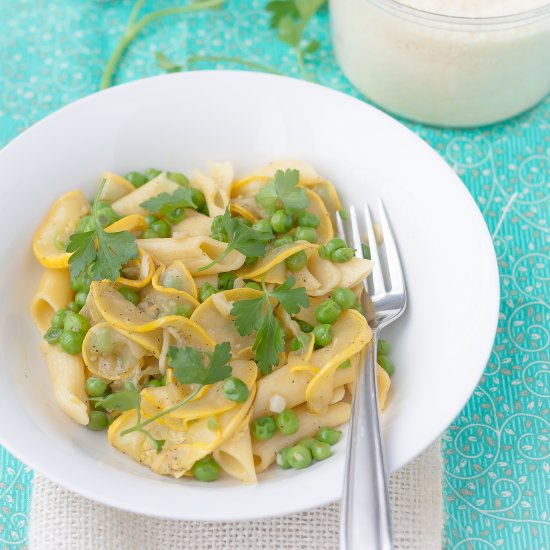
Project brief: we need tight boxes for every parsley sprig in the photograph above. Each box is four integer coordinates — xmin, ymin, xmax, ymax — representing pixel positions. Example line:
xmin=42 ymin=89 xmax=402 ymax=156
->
xmin=230 ymin=276 xmax=309 ymax=375
xmin=66 ymin=180 xmax=139 ymax=282
xmin=266 ymin=0 xmax=326 ymax=77
xmin=199 ymin=209 xmax=273 ymax=271
xmin=100 ymin=0 xmax=226 ymax=90
xmin=140 ymin=187 xmax=197 ymax=215
xmin=105 ymin=342 xmax=233 ymax=451
xmin=256 ymin=168 xmax=310 ymax=214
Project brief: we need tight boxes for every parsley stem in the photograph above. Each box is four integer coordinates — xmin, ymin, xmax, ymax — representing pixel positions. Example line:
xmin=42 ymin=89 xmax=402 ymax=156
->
xmin=100 ymin=0 xmax=226 ymax=90
xmin=121 ymin=385 xmax=203 ymax=436
xmin=295 ymin=48 xmax=309 ymax=80
xmin=198 ymin=247 xmax=231 ymax=271
xmin=187 ymin=55 xmax=283 ymax=75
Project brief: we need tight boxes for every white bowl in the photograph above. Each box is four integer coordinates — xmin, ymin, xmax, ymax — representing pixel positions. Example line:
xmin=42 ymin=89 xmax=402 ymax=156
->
xmin=0 ymin=71 xmax=499 ymax=520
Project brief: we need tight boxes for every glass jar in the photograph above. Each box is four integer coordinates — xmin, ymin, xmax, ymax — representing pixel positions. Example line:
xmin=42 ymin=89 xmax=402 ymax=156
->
xmin=330 ymin=0 xmax=550 ymax=127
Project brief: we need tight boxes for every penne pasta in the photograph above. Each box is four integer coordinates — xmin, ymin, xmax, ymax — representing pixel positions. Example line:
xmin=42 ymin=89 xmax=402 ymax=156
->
xmin=30 ymin=268 xmax=73 ymax=332
xmin=31 ymin=160 xmax=396 ymax=484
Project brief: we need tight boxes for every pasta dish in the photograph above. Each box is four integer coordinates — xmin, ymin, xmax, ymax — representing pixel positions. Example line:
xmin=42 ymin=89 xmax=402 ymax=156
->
xmin=30 ymin=160 xmax=393 ymax=482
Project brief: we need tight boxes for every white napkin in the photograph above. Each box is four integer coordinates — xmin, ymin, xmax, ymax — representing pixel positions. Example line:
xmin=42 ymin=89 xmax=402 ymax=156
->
xmin=29 ymin=441 xmax=442 ymax=549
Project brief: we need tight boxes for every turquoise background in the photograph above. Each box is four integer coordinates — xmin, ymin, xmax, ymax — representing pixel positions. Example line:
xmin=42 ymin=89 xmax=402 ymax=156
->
xmin=0 ymin=1 xmax=548 ymax=548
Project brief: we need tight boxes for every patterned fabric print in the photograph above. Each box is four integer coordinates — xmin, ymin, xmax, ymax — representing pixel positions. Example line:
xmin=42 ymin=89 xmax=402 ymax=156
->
xmin=0 ymin=1 xmax=549 ymax=548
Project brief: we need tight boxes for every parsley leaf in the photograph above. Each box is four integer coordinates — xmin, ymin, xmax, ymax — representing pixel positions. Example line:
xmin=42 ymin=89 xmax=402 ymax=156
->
xmin=66 ymin=231 xmax=96 ymax=279
xmin=140 ymin=187 xmax=196 ymax=216
xmin=270 ymin=275 xmax=309 ymax=315
xmin=168 ymin=342 xmax=233 ymax=386
xmin=256 ymin=169 xmax=310 ymax=214
xmin=66 ymin=179 xmax=139 ymax=282
xmin=266 ymin=0 xmax=326 ymax=77
xmin=231 ymin=296 xmax=266 ymax=336
xmin=199 ymin=209 xmax=272 ymax=271
xmin=253 ymin=312 xmax=285 ymax=375
xmin=230 ymin=276 xmax=309 ymax=375
xmin=97 ymin=390 xmax=141 ymax=412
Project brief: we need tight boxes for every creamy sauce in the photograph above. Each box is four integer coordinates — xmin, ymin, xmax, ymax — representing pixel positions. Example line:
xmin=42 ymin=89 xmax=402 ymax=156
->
xmin=330 ymin=0 xmax=550 ymax=126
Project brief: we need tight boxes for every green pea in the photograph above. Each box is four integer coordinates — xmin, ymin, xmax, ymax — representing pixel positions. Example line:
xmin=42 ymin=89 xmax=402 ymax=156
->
xmin=85 ymin=377 xmax=108 ymax=397
xmin=294 ymin=318 xmax=313 ymax=333
xmin=295 ymin=226 xmax=318 ymax=243
xmin=318 ymin=244 xmax=327 ymax=259
xmin=190 ymin=188 xmax=206 ymax=211
xmin=324 ymin=238 xmax=347 ymax=257
xmin=51 ymin=309 xmax=67 ymax=329
xmin=244 ymin=281 xmax=261 ymax=290
xmin=147 ymin=378 xmax=162 ymax=387
xmin=87 ymin=410 xmax=109 ymax=431
xmin=66 ymin=301 xmax=80 ymax=313
xmin=63 ymin=313 xmax=89 ymax=334
xmin=313 ymin=324 xmax=332 ymax=347
xmin=311 ymin=441 xmax=332 ymax=461
xmin=70 ymin=270 xmax=91 ymax=293
xmin=167 ymin=172 xmax=189 ymax=186
xmin=331 ymin=247 xmax=355 ymax=263
xmin=270 ymin=210 xmax=292 ymax=234
xmin=125 ymin=171 xmax=147 ymax=188
xmin=199 ymin=282 xmax=217 ymax=302
xmin=290 ymin=337 xmax=302 ymax=351
xmin=75 ymin=290 xmax=88 ymax=308
xmin=123 ymin=380 xmax=137 ymax=392
xmin=175 ymin=304 xmax=193 ymax=318
xmin=160 ymin=374 xmax=167 ymax=386
xmin=192 ymin=456 xmax=220 ymax=482
xmin=96 ymin=206 xmax=120 ymax=228
xmin=222 ymin=376 xmax=250 ymax=403
xmin=150 ymin=219 xmax=171 ymax=238
xmin=298 ymin=437 xmax=317 ymax=450
xmin=211 ymin=215 xmax=225 ymax=235
xmin=275 ymin=409 xmax=299 ymax=435
xmin=44 ymin=327 xmax=62 ymax=344
xmin=377 ymin=339 xmax=392 ymax=356
xmin=287 ymin=445 xmax=312 ymax=469
xmin=362 ymin=244 xmax=371 ymax=260
xmin=252 ymin=416 xmax=276 ymax=440
xmin=276 ymin=447 xmax=292 ymax=469
xmin=378 ymin=355 xmax=395 ymax=376
xmin=332 ymin=290 xmax=355 ymax=313
xmin=252 ymin=218 xmax=273 ymax=236
xmin=218 ymin=272 xmax=236 ymax=291
xmin=76 ymin=215 xmax=95 ymax=233
xmin=119 ymin=287 xmax=139 ymax=306
xmin=338 ymin=359 xmax=352 ymax=369
xmin=316 ymin=427 xmax=341 ymax=445
xmin=273 ymin=235 xmax=294 ymax=248
xmin=59 ymin=331 xmax=85 ymax=355
xmin=285 ymin=250 xmax=307 ymax=272
xmin=144 ymin=168 xmax=161 ymax=181
xmin=315 ymin=299 xmax=342 ymax=324
xmin=296 ymin=211 xmax=320 ymax=228
xmin=145 ymin=214 xmax=158 ymax=226
xmin=165 ymin=207 xmax=186 ymax=224
xmin=142 ymin=228 xmax=159 ymax=239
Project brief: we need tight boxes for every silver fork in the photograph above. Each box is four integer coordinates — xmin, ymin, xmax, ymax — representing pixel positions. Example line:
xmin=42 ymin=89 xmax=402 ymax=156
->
xmin=337 ymin=201 xmax=407 ymax=550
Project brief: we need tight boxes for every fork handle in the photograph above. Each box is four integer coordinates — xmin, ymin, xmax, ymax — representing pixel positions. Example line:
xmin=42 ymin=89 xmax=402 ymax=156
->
xmin=340 ymin=336 xmax=393 ymax=550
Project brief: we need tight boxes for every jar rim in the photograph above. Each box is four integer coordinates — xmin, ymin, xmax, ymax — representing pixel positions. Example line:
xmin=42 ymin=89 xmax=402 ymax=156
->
xmin=368 ymin=0 xmax=550 ymax=27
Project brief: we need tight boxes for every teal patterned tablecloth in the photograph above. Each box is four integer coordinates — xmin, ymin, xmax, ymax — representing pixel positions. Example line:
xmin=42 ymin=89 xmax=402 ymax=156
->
xmin=0 ymin=1 xmax=548 ymax=548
